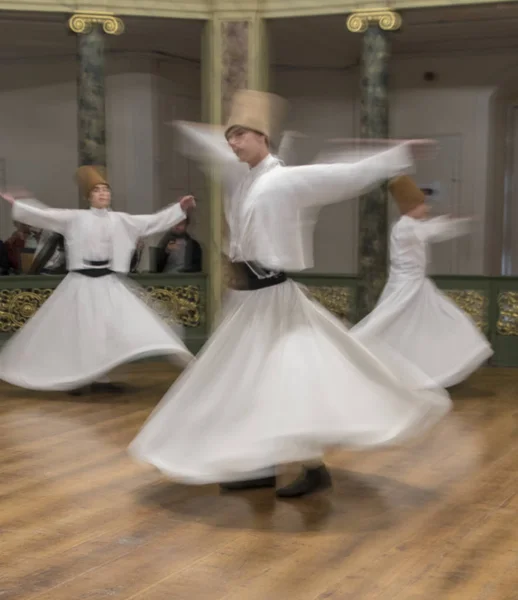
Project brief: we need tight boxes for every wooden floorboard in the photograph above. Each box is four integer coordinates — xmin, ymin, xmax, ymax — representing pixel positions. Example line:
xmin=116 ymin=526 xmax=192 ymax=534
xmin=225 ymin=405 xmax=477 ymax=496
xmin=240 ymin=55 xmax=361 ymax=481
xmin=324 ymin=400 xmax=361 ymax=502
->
xmin=1 ymin=364 xmax=518 ymax=599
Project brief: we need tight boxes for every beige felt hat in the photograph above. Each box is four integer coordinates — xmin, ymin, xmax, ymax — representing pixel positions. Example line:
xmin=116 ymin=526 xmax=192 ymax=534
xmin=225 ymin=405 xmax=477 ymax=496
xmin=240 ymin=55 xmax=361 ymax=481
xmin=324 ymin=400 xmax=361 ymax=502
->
xmin=224 ymin=89 xmax=287 ymax=142
xmin=389 ymin=176 xmax=426 ymax=215
xmin=76 ymin=165 xmax=109 ymax=199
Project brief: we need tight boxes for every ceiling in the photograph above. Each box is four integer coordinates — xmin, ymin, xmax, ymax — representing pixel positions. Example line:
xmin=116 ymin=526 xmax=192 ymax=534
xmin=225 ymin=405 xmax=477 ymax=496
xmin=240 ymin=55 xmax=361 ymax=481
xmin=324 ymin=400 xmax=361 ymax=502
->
xmin=0 ymin=4 xmax=517 ymax=68
xmin=0 ymin=12 xmax=203 ymax=64
xmin=269 ymin=3 xmax=518 ymax=68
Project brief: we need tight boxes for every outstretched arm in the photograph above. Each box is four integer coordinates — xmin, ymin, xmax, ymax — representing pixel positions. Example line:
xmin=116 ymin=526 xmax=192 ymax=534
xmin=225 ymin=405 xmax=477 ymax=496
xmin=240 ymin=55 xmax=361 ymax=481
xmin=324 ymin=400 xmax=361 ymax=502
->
xmin=1 ymin=191 xmax=72 ymax=234
xmin=253 ymin=143 xmax=415 ymax=210
xmin=415 ymin=216 xmax=473 ymax=243
xmin=174 ymin=121 xmax=235 ymax=165
xmin=173 ymin=121 xmax=247 ymax=193
xmin=121 ymin=195 xmax=195 ymax=238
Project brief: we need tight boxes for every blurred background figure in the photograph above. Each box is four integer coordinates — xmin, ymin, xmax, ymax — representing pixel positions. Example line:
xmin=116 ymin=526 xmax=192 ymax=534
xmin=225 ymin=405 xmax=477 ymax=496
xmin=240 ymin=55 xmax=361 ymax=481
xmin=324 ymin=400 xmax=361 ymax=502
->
xmin=130 ymin=238 xmax=145 ymax=274
xmin=30 ymin=230 xmax=67 ymax=275
xmin=154 ymin=216 xmax=202 ymax=274
xmin=4 ymin=222 xmax=30 ymax=273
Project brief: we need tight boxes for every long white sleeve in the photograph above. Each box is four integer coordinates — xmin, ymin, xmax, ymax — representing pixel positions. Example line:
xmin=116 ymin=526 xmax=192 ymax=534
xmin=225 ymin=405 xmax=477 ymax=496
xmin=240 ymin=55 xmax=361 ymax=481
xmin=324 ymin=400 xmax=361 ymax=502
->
xmin=251 ymin=144 xmax=414 ymax=210
xmin=415 ymin=216 xmax=473 ymax=243
xmin=120 ymin=202 xmax=186 ymax=238
xmin=12 ymin=199 xmax=73 ymax=234
xmin=173 ymin=121 xmax=247 ymax=194
xmin=174 ymin=121 xmax=235 ymax=165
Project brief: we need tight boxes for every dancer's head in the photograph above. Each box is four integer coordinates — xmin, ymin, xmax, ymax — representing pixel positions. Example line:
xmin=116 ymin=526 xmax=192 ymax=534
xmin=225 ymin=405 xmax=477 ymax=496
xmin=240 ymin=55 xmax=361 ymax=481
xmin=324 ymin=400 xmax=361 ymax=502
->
xmin=226 ymin=126 xmax=269 ymax=168
xmin=225 ymin=89 xmax=287 ymax=168
xmin=389 ymin=176 xmax=428 ymax=219
xmin=76 ymin=166 xmax=111 ymax=209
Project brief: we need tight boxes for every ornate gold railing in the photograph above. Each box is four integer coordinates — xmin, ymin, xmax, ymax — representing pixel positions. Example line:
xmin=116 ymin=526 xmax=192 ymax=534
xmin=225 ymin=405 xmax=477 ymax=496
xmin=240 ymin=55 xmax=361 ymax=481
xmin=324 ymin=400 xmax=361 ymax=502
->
xmin=0 ymin=273 xmax=208 ymax=354
xmin=3 ymin=272 xmax=518 ymax=366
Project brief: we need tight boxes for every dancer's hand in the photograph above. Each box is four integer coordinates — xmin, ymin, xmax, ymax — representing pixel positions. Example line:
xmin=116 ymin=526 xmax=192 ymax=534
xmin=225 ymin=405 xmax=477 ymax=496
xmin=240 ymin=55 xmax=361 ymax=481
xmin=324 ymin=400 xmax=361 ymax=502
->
xmin=0 ymin=188 xmax=32 ymax=204
xmin=0 ymin=192 xmax=15 ymax=204
xmin=179 ymin=195 xmax=196 ymax=212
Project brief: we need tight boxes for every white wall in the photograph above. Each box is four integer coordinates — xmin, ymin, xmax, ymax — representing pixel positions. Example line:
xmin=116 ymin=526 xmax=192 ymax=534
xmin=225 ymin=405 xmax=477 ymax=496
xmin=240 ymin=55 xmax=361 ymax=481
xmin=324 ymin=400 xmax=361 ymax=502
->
xmin=154 ymin=60 xmax=206 ymax=254
xmin=272 ymin=51 xmax=518 ymax=275
xmin=0 ymin=60 xmax=78 ymax=239
xmin=0 ymin=54 xmax=203 ymax=272
xmin=389 ymin=85 xmax=492 ymax=276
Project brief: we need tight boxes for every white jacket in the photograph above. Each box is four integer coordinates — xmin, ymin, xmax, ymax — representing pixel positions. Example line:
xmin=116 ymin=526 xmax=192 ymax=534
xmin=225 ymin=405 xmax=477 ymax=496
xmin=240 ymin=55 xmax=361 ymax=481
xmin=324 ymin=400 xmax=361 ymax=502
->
xmin=13 ymin=200 xmax=186 ymax=274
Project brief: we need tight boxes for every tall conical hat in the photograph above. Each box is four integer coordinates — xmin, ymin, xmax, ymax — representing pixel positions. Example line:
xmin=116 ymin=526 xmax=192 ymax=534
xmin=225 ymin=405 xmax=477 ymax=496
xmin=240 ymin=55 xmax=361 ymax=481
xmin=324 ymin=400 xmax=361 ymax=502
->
xmin=76 ymin=165 xmax=109 ymax=199
xmin=224 ymin=89 xmax=287 ymax=142
xmin=388 ymin=176 xmax=425 ymax=215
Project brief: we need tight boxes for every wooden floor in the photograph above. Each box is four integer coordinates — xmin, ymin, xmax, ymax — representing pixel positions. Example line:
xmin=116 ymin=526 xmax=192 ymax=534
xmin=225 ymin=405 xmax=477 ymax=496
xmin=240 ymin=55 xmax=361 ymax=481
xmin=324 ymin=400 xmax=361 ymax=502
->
xmin=1 ymin=365 xmax=518 ymax=600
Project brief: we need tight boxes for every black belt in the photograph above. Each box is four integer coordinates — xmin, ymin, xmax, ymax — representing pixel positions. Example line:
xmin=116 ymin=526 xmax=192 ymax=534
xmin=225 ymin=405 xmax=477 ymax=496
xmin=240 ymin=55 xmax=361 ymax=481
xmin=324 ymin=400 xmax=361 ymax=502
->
xmin=72 ymin=260 xmax=113 ymax=278
xmin=85 ymin=260 xmax=110 ymax=267
xmin=230 ymin=261 xmax=287 ymax=291
xmin=73 ymin=268 xmax=113 ymax=278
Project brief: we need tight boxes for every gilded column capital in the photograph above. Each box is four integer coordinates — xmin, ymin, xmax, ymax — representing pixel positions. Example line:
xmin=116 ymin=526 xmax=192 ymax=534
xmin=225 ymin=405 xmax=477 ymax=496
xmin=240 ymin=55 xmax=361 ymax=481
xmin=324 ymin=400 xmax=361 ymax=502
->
xmin=346 ymin=10 xmax=401 ymax=33
xmin=68 ymin=12 xmax=125 ymax=36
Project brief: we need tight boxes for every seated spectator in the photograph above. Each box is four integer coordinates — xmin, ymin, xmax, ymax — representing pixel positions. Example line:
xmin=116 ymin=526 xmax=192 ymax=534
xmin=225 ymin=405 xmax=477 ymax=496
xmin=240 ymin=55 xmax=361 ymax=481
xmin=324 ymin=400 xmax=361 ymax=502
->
xmin=30 ymin=230 xmax=67 ymax=275
xmin=155 ymin=217 xmax=202 ymax=273
xmin=4 ymin=222 xmax=30 ymax=273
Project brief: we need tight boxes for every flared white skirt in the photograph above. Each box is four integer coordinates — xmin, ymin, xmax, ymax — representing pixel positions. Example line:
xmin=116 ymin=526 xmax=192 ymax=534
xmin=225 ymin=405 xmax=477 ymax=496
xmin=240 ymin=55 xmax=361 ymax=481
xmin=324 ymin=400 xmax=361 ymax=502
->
xmin=0 ymin=272 xmax=192 ymax=391
xmin=352 ymin=276 xmax=493 ymax=388
xmin=130 ymin=279 xmax=451 ymax=484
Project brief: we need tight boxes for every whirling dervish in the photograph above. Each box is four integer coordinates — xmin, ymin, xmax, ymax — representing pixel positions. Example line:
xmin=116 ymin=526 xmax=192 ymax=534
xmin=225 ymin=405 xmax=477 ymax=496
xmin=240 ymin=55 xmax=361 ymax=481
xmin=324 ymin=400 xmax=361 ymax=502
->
xmin=0 ymin=166 xmax=194 ymax=394
xmin=352 ymin=175 xmax=493 ymax=388
xmin=130 ymin=90 xmax=452 ymax=498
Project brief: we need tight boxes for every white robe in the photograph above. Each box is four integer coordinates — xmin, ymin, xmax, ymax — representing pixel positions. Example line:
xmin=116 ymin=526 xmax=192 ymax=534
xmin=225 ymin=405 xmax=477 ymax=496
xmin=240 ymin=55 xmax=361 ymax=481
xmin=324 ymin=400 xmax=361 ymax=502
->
xmin=0 ymin=203 xmax=193 ymax=391
xmin=352 ymin=215 xmax=493 ymax=387
xmin=129 ymin=125 xmax=452 ymax=484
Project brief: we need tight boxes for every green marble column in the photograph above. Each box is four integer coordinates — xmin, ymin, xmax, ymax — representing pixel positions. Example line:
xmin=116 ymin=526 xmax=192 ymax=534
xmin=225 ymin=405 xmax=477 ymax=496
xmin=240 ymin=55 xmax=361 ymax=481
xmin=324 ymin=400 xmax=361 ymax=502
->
xmin=68 ymin=13 xmax=124 ymax=185
xmin=358 ymin=26 xmax=390 ymax=320
xmin=77 ymin=26 xmax=106 ymax=168
xmin=347 ymin=10 xmax=401 ymax=320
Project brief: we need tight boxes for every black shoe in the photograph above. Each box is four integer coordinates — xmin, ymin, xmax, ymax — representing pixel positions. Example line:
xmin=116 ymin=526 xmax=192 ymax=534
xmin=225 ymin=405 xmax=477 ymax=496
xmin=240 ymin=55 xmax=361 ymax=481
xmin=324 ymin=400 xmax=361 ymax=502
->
xmin=91 ymin=382 xmax=127 ymax=394
xmin=275 ymin=465 xmax=332 ymax=498
xmin=67 ymin=386 xmax=88 ymax=396
xmin=220 ymin=476 xmax=276 ymax=491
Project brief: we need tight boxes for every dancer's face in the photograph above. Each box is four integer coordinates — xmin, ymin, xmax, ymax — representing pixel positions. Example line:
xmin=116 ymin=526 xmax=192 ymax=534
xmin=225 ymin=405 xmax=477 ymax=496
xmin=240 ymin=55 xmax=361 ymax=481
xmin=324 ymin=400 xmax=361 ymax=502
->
xmin=408 ymin=204 xmax=429 ymax=219
xmin=89 ymin=184 xmax=111 ymax=209
xmin=226 ymin=127 xmax=269 ymax=168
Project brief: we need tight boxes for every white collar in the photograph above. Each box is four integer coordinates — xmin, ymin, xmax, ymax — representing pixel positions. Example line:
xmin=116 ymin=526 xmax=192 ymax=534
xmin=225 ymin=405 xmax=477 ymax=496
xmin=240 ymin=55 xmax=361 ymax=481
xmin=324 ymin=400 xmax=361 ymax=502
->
xmin=249 ymin=154 xmax=278 ymax=173
xmin=89 ymin=207 xmax=110 ymax=216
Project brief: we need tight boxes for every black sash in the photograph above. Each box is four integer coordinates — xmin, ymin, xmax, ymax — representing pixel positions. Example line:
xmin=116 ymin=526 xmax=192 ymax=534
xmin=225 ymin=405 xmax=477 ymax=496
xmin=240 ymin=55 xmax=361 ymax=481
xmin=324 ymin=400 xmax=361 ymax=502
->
xmin=230 ymin=261 xmax=287 ymax=291
xmin=72 ymin=260 xmax=113 ymax=278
